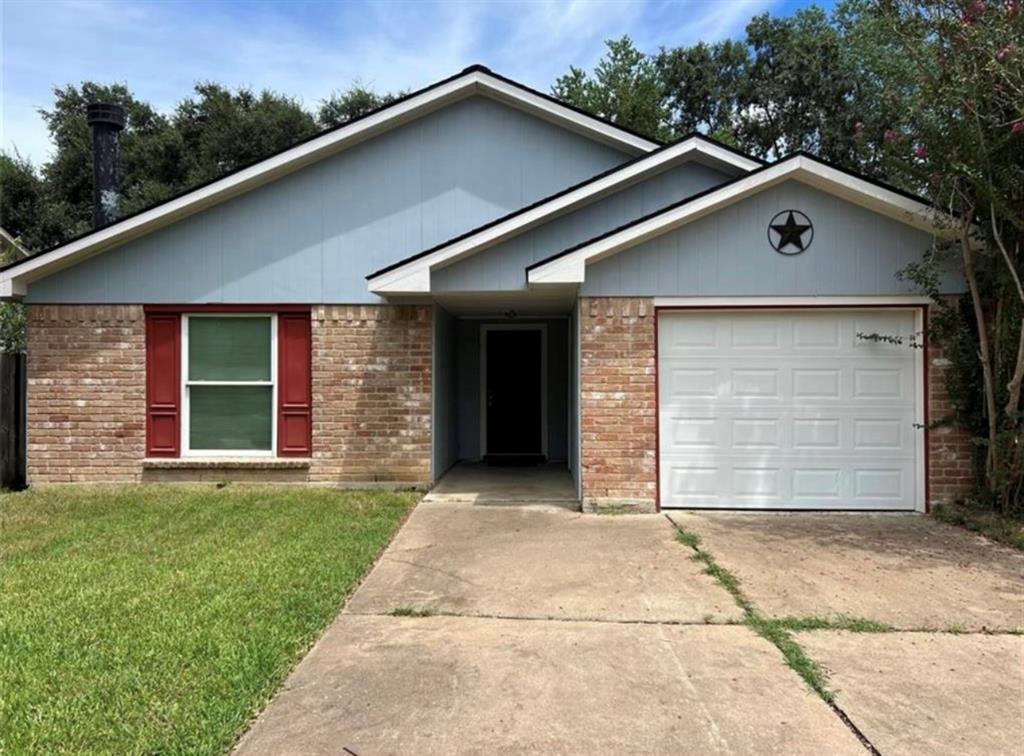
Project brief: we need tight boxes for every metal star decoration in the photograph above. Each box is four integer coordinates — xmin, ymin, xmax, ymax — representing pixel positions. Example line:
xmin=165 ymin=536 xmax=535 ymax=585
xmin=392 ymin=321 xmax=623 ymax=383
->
xmin=768 ymin=210 xmax=813 ymax=254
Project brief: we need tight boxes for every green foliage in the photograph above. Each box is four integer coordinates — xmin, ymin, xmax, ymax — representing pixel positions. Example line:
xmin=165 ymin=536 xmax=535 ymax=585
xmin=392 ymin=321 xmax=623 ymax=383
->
xmin=0 ymin=485 xmax=417 ymax=753
xmin=0 ymin=302 xmax=26 ymax=353
xmin=656 ymin=39 xmax=749 ymax=138
xmin=851 ymin=0 xmax=1024 ymax=511
xmin=174 ymin=83 xmax=318 ymax=186
xmin=932 ymin=502 xmax=1024 ymax=552
xmin=319 ymin=83 xmax=405 ymax=128
xmin=772 ymin=615 xmax=896 ymax=633
xmin=736 ymin=7 xmax=866 ymax=162
xmin=675 ymin=528 xmax=702 ymax=549
xmin=390 ymin=606 xmax=438 ymax=617
xmin=553 ymin=36 xmax=671 ymax=141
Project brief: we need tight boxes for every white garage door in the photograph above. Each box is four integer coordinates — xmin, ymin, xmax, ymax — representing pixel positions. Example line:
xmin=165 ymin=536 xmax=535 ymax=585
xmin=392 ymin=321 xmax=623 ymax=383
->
xmin=658 ymin=309 xmax=923 ymax=510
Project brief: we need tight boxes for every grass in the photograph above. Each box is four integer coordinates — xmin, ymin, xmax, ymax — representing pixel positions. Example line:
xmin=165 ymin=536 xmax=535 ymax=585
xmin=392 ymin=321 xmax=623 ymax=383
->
xmin=674 ymin=524 xmax=834 ymax=702
xmin=932 ymin=502 xmax=1024 ymax=552
xmin=772 ymin=615 xmax=896 ymax=633
xmin=389 ymin=606 xmax=437 ymax=617
xmin=0 ymin=485 xmax=418 ymax=755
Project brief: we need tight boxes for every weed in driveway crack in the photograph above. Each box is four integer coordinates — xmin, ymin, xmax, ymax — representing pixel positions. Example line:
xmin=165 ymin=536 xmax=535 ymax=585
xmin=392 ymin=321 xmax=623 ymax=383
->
xmin=772 ymin=615 xmax=896 ymax=633
xmin=673 ymin=526 xmax=833 ymax=701
xmin=389 ymin=606 xmax=437 ymax=617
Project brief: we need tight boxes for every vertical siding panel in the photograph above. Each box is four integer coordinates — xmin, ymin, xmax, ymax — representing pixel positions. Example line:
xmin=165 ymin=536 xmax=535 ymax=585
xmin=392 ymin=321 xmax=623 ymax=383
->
xmin=29 ymin=97 xmax=628 ymax=305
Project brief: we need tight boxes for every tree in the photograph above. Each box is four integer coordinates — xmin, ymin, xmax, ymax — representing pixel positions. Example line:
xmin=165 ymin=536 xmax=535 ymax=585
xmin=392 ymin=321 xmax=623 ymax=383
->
xmin=174 ymin=83 xmax=318 ymax=186
xmin=736 ymin=8 xmax=863 ymax=161
xmin=318 ymin=83 xmax=404 ymax=128
xmin=846 ymin=0 xmax=1024 ymax=510
xmin=553 ymin=36 xmax=671 ymax=140
xmin=655 ymin=40 xmax=750 ymax=143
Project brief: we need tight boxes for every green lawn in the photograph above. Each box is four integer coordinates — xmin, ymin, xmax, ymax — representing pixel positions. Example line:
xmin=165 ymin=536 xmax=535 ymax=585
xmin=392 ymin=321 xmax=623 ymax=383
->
xmin=0 ymin=485 xmax=418 ymax=754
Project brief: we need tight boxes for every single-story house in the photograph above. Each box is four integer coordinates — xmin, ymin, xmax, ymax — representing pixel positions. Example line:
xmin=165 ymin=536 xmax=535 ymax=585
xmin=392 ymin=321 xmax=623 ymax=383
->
xmin=0 ymin=65 xmax=973 ymax=512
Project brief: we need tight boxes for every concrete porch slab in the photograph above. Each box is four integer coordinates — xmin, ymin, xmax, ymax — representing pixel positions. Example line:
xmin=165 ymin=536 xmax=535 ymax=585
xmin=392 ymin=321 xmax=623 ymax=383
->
xmin=428 ymin=462 xmax=578 ymax=505
xmin=667 ymin=512 xmax=1024 ymax=631
xmin=798 ymin=631 xmax=1024 ymax=756
xmin=235 ymin=616 xmax=865 ymax=756
xmin=346 ymin=501 xmax=741 ymax=623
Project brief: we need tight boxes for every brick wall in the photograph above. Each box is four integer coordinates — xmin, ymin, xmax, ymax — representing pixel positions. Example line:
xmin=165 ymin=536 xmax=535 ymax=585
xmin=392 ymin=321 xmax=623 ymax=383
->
xmin=25 ymin=304 xmax=433 ymax=487
xmin=579 ymin=297 xmax=657 ymax=512
xmin=26 ymin=305 xmax=146 ymax=483
xmin=309 ymin=305 xmax=432 ymax=486
xmin=927 ymin=338 xmax=975 ymax=504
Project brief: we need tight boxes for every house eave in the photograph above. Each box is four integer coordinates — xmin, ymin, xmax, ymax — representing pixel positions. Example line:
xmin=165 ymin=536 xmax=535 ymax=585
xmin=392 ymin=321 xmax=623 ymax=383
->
xmin=366 ymin=136 xmax=762 ymax=295
xmin=0 ymin=66 xmax=662 ymax=298
xmin=527 ymin=155 xmax=956 ymax=286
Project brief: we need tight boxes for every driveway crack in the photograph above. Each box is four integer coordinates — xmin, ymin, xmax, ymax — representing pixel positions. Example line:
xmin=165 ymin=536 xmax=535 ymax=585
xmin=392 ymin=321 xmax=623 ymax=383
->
xmin=663 ymin=514 xmax=884 ymax=755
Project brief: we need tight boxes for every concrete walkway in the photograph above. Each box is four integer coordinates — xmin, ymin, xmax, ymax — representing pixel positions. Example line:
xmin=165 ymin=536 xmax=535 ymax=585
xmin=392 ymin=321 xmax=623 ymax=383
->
xmin=236 ymin=503 xmax=1024 ymax=755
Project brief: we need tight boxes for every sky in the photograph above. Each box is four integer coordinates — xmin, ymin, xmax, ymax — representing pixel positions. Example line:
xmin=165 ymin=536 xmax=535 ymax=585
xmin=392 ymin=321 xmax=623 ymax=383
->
xmin=1 ymin=0 xmax=828 ymax=166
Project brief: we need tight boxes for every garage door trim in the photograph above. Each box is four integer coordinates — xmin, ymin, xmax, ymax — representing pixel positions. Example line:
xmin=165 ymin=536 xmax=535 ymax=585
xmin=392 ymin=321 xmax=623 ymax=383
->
xmin=654 ymin=298 xmax=929 ymax=513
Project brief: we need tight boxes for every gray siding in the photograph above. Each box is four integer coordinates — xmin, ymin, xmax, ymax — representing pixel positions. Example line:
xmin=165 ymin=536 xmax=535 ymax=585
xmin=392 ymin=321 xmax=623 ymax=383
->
xmin=28 ymin=96 xmax=629 ymax=304
xmin=432 ymin=161 xmax=730 ymax=292
xmin=583 ymin=180 xmax=964 ymax=296
xmin=432 ymin=305 xmax=458 ymax=481
xmin=454 ymin=318 xmax=568 ymax=461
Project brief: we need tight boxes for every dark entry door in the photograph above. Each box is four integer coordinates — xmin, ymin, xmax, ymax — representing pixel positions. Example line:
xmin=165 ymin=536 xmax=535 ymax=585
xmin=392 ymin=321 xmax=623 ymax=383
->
xmin=485 ymin=328 xmax=543 ymax=456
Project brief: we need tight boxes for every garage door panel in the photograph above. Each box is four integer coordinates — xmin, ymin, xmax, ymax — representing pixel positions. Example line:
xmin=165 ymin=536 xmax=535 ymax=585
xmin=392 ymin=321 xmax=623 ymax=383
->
xmin=658 ymin=310 xmax=921 ymax=510
xmin=662 ymin=460 xmax=914 ymax=509
xmin=661 ymin=361 xmax=914 ymax=406
xmin=661 ymin=412 xmax=917 ymax=457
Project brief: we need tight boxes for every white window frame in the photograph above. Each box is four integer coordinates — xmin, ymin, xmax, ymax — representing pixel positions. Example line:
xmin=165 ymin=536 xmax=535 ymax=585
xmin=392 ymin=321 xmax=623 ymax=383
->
xmin=181 ymin=313 xmax=277 ymax=457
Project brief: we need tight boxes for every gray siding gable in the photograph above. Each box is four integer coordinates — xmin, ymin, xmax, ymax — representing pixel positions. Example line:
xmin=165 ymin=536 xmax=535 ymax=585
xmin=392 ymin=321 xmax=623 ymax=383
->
xmin=27 ymin=96 xmax=629 ymax=304
xmin=432 ymin=161 xmax=731 ymax=292
xmin=582 ymin=180 xmax=964 ymax=297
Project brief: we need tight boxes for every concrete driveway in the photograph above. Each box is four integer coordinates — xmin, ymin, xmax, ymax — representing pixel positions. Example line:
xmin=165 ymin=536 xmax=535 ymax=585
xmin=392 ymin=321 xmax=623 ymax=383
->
xmin=236 ymin=502 xmax=1023 ymax=755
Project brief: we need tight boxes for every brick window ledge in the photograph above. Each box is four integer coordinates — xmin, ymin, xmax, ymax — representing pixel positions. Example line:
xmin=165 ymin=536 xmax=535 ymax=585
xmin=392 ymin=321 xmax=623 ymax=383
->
xmin=142 ymin=458 xmax=312 ymax=470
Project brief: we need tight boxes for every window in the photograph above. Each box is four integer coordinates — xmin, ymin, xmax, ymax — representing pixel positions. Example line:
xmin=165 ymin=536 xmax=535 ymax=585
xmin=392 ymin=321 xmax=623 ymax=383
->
xmin=145 ymin=308 xmax=311 ymax=459
xmin=182 ymin=315 xmax=276 ymax=455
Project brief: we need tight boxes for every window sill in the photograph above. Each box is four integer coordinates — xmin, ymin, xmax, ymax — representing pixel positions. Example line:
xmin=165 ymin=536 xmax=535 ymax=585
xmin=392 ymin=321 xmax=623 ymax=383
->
xmin=143 ymin=457 xmax=311 ymax=470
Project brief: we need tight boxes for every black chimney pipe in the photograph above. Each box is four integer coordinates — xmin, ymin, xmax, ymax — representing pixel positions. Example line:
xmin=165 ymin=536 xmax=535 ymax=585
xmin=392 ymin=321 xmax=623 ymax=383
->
xmin=86 ymin=103 xmax=126 ymax=228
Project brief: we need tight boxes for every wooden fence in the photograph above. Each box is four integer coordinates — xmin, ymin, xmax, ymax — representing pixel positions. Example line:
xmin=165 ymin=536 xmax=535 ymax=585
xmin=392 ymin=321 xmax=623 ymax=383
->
xmin=0 ymin=352 xmax=26 ymax=490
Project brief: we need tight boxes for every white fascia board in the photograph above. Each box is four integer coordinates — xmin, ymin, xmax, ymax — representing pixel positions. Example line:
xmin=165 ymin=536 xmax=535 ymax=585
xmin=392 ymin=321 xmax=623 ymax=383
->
xmin=653 ymin=295 xmax=933 ymax=307
xmin=0 ymin=67 xmax=663 ymax=298
xmin=368 ymin=137 xmax=760 ymax=294
xmin=0 ymin=278 xmax=25 ymax=300
xmin=0 ymin=76 xmax=479 ymax=295
xmin=528 ymin=156 xmax=949 ymax=286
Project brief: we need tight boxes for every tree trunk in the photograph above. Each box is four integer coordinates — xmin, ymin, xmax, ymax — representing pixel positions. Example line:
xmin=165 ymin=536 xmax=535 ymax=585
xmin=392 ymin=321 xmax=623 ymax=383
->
xmin=961 ymin=218 xmax=1000 ymax=494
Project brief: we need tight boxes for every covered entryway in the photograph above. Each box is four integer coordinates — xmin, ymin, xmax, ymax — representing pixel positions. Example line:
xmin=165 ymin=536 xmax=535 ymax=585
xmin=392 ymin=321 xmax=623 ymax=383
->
xmin=431 ymin=292 xmax=581 ymax=502
xmin=658 ymin=308 xmax=924 ymax=510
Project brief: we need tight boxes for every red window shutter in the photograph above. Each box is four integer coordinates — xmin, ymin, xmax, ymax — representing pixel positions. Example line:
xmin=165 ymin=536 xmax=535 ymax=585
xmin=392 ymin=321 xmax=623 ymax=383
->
xmin=146 ymin=313 xmax=181 ymax=457
xmin=277 ymin=313 xmax=312 ymax=456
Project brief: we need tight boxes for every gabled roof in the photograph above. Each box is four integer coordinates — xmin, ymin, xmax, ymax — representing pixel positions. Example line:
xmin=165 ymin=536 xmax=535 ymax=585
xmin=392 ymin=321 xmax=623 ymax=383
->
xmin=0 ymin=65 xmax=662 ymax=300
xmin=526 ymin=152 xmax=954 ymax=285
xmin=366 ymin=134 xmax=762 ymax=294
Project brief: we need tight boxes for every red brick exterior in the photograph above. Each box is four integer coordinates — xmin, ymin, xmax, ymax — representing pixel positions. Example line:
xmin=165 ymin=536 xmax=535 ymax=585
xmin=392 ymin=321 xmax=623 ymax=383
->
xmin=309 ymin=305 xmax=432 ymax=486
xmin=927 ymin=339 xmax=975 ymax=504
xmin=578 ymin=298 xmax=975 ymax=512
xmin=24 ymin=300 xmax=973 ymax=503
xmin=25 ymin=304 xmax=433 ymax=487
xmin=26 ymin=305 xmax=147 ymax=483
xmin=579 ymin=298 xmax=657 ymax=512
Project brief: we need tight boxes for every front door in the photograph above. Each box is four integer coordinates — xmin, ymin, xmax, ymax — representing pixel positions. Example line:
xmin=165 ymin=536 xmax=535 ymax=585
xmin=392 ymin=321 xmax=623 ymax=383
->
xmin=485 ymin=328 xmax=543 ymax=458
